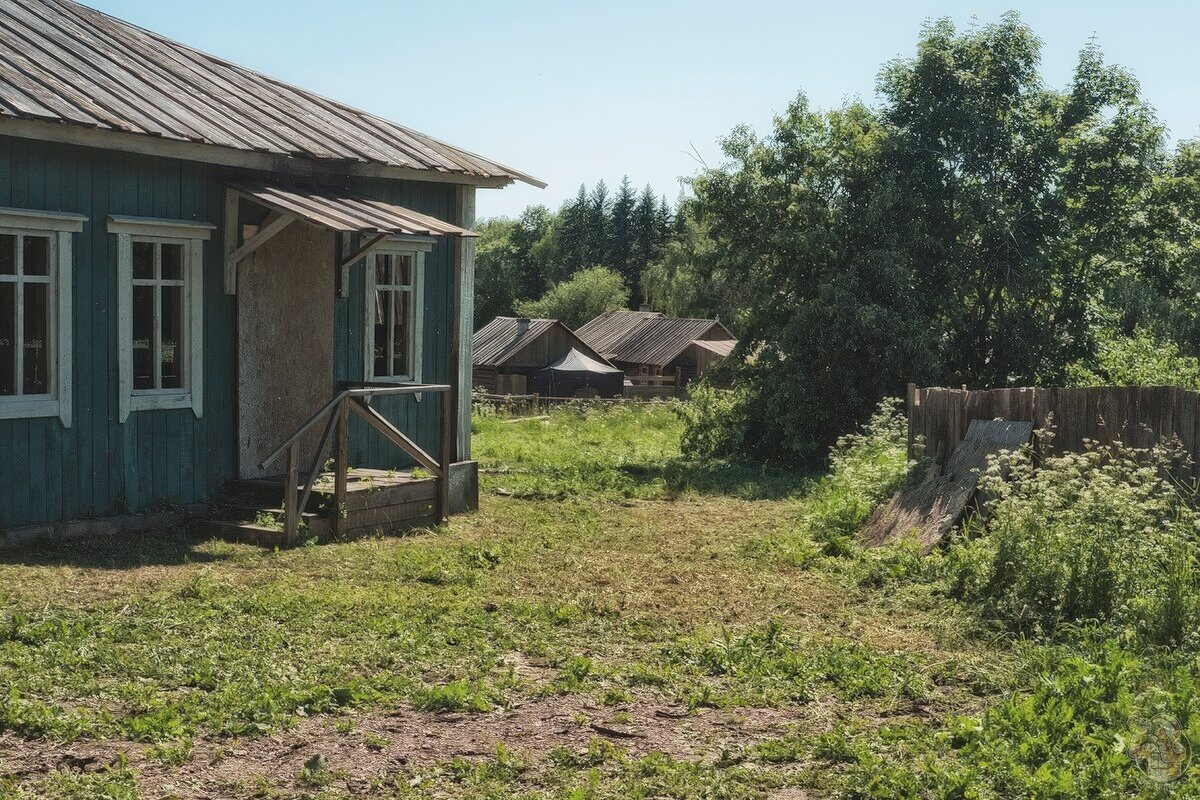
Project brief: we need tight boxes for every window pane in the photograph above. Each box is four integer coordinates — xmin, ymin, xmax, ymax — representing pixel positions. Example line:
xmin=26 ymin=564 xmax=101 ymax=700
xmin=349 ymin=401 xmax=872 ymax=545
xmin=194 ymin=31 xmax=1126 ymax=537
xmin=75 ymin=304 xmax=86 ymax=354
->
xmin=391 ymin=290 xmax=408 ymax=377
xmin=23 ymin=236 xmax=49 ymax=277
xmin=375 ymin=254 xmax=391 ymax=286
xmin=0 ymin=234 xmax=15 ymax=275
xmin=132 ymin=284 xmax=155 ymax=390
xmin=395 ymin=255 xmax=412 ymax=287
xmin=373 ymin=289 xmax=389 ymax=378
xmin=161 ymin=243 xmax=183 ymax=281
xmin=160 ymin=285 xmax=183 ymax=389
xmin=133 ymin=241 xmax=154 ymax=280
xmin=0 ymin=283 xmax=13 ymax=395
xmin=22 ymin=282 xmax=49 ymax=394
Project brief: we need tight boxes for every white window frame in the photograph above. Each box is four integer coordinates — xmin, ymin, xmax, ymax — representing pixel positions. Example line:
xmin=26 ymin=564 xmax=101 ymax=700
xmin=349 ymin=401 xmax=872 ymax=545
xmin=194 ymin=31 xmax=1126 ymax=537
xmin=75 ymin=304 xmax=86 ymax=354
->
xmin=364 ymin=238 xmax=430 ymax=385
xmin=0 ymin=207 xmax=86 ymax=427
xmin=109 ymin=215 xmax=214 ymax=422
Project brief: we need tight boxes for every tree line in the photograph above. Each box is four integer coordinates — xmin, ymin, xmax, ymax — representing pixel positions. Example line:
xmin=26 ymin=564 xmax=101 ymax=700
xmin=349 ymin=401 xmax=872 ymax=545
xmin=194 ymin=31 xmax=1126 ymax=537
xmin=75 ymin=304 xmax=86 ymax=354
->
xmin=474 ymin=178 xmax=676 ymax=328
xmin=479 ymin=13 xmax=1200 ymax=465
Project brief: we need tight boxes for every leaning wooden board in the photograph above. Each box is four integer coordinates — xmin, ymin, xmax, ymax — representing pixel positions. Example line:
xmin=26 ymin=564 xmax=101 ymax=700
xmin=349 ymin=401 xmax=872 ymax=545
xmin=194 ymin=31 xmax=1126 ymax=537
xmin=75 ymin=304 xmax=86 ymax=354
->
xmin=859 ymin=419 xmax=1034 ymax=553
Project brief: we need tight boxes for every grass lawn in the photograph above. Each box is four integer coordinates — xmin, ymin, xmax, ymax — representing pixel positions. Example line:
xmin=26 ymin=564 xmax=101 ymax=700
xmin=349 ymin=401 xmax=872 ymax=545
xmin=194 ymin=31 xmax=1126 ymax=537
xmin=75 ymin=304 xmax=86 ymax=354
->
xmin=0 ymin=403 xmax=1195 ymax=798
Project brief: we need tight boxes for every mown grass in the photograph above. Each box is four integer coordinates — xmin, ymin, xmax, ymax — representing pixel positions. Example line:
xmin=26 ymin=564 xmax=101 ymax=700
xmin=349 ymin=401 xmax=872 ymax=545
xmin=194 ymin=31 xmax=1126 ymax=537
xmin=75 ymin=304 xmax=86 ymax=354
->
xmin=472 ymin=402 xmax=808 ymax=500
xmin=3 ymin=402 xmax=1200 ymax=798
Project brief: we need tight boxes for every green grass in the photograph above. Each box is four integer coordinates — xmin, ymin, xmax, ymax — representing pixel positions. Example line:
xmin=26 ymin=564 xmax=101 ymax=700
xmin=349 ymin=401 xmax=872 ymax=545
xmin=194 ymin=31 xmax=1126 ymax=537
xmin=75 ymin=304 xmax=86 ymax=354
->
xmin=2 ymin=402 xmax=1199 ymax=798
xmin=472 ymin=402 xmax=809 ymax=500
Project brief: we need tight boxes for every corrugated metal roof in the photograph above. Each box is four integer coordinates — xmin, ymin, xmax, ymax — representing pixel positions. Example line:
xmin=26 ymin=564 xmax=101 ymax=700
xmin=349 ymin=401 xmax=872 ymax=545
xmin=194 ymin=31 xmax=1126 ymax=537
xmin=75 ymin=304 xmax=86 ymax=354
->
xmin=577 ymin=310 xmax=737 ymax=367
xmin=472 ymin=317 xmax=560 ymax=367
xmin=230 ymin=181 xmax=476 ymax=238
xmin=0 ymin=0 xmax=543 ymax=187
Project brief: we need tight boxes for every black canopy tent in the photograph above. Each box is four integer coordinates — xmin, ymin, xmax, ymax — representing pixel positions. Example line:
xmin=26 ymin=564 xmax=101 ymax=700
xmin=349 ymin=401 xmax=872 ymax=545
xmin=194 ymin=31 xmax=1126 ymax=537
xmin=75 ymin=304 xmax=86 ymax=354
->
xmin=529 ymin=349 xmax=624 ymax=398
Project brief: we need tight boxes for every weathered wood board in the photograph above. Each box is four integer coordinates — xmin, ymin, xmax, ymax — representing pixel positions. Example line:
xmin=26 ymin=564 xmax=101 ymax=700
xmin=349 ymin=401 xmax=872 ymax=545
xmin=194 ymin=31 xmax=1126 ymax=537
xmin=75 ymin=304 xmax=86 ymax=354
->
xmin=860 ymin=419 xmax=1033 ymax=553
xmin=907 ymin=385 xmax=1200 ymax=471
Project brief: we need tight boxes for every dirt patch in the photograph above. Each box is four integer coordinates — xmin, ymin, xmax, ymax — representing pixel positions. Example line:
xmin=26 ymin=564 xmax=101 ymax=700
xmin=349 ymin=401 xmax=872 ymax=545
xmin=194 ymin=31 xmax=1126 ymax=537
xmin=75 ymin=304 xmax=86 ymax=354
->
xmin=0 ymin=693 xmax=838 ymax=797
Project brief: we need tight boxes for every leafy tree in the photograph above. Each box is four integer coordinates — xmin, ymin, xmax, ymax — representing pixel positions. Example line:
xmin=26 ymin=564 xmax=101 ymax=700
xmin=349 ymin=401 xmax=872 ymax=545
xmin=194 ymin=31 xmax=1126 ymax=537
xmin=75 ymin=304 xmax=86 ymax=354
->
xmin=1066 ymin=329 xmax=1200 ymax=389
xmin=473 ymin=207 xmax=557 ymax=327
xmin=473 ymin=218 xmax=520 ymax=328
xmin=641 ymin=208 xmax=746 ymax=325
xmin=878 ymin=16 xmax=1163 ymax=385
xmin=683 ymin=14 xmax=1173 ymax=462
xmin=515 ymin=266 xmax=631 ymax=329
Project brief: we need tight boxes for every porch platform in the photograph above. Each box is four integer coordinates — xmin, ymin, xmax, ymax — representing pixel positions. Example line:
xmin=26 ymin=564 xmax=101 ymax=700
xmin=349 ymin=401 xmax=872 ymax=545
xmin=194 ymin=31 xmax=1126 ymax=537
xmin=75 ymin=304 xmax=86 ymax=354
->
xmin=200 ymin=468 xmax=439 ymax=547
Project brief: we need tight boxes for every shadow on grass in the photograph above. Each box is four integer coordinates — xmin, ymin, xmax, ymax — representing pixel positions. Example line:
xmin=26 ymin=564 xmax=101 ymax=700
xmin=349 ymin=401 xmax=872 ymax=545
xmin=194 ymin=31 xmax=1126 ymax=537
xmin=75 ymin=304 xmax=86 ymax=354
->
xmin=0 ymin=527 xmax=235 ymax=569
xmin=628 ymin=458 xmax=816 ymax=501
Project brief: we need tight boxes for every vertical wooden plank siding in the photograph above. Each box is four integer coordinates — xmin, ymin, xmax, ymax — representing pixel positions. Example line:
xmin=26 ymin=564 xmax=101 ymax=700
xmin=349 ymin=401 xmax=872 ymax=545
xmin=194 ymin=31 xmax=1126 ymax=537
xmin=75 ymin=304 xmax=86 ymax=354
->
xmin=0 ymin=136 xmax=236 ymax=527
xmin=0 ymin=136 xmax=465 ymax=529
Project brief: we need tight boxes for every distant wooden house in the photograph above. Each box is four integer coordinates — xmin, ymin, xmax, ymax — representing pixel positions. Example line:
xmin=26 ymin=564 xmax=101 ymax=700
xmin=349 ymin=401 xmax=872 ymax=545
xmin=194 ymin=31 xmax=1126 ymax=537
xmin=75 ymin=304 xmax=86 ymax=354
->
xmin=0 ymin=0 xmax=541 ymax=544
xmin=472 ymin=317 xmax=622 ymax=397
xmin=577 ymin=311 xmax=737 ymax=390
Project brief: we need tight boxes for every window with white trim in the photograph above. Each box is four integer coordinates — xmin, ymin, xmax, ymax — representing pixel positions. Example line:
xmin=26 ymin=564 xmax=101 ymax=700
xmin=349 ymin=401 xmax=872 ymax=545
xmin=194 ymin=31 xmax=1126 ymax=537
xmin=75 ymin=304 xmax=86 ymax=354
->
xmin=109 ymin=216 xmax=213 ymax=422
xmin=0 ymin=207 xmax=85 ymax=427
xmin=364 ymin=243 xmax=427 ymax=383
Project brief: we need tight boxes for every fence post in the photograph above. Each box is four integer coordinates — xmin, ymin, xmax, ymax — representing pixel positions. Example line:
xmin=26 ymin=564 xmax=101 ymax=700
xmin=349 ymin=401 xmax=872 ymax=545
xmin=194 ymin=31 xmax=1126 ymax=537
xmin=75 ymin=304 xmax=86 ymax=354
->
xmin=334 ymin=399 xmax=349 ymax=539
xmin=438 ymin=390 xmax=453 ymax=523
xmin=284 ymin=442 xmax=300 ymax=546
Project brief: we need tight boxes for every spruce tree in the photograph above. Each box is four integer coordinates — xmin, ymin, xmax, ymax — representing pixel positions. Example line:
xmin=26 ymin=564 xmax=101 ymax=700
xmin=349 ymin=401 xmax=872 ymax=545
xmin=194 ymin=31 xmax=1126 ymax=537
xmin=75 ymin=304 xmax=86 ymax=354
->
xmin=633 ymin=185 xmax=660 ymax=290
xmin=587 ymin=180 xmax=612 ymax=269
xmin=611 ymin=176 xmax=637 ymax=302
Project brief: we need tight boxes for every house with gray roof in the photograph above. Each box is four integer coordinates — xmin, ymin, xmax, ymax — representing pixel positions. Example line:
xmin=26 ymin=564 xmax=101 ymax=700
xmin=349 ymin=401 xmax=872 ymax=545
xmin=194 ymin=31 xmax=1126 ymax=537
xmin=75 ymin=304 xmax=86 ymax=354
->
xmin=576 ymin=311 xmax=737 ymax=390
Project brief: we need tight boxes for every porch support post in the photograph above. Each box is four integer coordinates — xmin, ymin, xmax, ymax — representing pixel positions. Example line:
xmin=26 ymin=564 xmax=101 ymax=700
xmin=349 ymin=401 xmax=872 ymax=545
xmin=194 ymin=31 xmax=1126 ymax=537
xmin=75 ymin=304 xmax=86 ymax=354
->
xmin=223 ymin=188 xmax=240 ymax=295
xmin=452 ymin=185 xmax=476 ymax=461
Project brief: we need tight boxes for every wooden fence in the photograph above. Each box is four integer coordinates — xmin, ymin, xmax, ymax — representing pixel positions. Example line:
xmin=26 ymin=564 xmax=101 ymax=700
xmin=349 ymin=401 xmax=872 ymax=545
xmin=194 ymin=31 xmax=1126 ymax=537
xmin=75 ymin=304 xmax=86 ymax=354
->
xmin=907 ymin=384 xmax=1200 ymax=470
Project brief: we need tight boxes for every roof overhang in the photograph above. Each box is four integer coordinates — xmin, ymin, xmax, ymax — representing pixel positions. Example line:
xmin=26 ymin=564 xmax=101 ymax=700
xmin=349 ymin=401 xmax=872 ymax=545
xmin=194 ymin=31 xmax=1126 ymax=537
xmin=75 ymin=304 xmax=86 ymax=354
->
xmin=0 ymin=118 xmax=542 ymax=189
xmin=222 ymin=180 xmax=476 ymax=296
xmin=229 ymin=181 xmax=477 ymax=238
xmin=691 ymin=339 xmax=738 ymax=357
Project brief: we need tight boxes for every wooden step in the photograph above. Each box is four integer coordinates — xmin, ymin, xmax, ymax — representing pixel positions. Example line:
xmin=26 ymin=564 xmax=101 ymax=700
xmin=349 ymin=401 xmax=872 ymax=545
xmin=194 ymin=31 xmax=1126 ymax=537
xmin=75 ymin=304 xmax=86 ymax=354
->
xmin=205 ymin=467 xmax=443 ymax=548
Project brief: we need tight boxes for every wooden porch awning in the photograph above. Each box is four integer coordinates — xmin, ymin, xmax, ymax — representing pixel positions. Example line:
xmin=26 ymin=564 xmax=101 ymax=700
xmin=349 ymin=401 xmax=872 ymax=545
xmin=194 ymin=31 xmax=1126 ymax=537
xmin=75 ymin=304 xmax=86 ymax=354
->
xmin=228 ymin=181 xmax=477 ymax=238
xmin=222 ymin=181 xmax=476 ymax=295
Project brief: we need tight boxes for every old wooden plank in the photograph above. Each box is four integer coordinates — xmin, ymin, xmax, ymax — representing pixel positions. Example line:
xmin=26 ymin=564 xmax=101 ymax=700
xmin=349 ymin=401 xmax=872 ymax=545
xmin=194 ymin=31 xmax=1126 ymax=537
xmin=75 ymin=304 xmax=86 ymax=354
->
xmin=342 ymin=478 xmax=437 ymax=513
xmin=861 ymin=419 xmax=1034 ymax=553
xmin=344 ymin=499 xmax=439 ymax=530
xmin=342 ymin=515 xmax=439 ymax=538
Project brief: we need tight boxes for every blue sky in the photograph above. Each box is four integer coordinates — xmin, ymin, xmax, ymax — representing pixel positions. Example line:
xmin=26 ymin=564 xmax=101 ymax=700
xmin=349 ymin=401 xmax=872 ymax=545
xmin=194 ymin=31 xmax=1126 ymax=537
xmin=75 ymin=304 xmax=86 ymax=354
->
xmin=91 ymin=0 xmax=1200 ymax=220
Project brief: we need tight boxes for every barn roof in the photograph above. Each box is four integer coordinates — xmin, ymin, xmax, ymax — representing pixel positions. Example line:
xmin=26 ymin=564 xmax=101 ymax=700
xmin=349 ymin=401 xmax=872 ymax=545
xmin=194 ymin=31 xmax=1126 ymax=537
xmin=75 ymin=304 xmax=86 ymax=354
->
xmin=574 ymin=310 xmax=665 ymax=355
xmin=473 ymin=317 xmax=617 ymax=369
xmin=0 ymin=0 xmax=542 ymax=187
xmin=577 ymin=310 xmax=737 ymax=367
xmin=473 ymin=318 xmax=559 ymax=367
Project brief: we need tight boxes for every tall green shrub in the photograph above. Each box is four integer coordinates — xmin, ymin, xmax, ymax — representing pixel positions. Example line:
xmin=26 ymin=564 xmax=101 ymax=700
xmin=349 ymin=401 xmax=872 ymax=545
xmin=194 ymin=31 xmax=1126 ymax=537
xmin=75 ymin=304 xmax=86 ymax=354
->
xmin=952 ymin=440 xmax=1200 ymax=648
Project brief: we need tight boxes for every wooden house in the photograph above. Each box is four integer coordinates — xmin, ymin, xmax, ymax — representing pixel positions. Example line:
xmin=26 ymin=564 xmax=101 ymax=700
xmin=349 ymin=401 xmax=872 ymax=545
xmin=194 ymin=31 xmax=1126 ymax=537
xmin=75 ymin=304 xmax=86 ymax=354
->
xmin=577 ymin=311 xmax=737 ymax=391
xmin=0 ymin=0 xmax=541 ymax=545
xmin=472 ymin=317 xmax=622 ymax=397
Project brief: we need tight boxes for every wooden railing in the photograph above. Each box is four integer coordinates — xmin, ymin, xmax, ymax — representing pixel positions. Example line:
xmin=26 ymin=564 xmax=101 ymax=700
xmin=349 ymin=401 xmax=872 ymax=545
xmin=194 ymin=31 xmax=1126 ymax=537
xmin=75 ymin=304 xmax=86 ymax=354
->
xmin=259 ymin=384 xmax=453 ymax=545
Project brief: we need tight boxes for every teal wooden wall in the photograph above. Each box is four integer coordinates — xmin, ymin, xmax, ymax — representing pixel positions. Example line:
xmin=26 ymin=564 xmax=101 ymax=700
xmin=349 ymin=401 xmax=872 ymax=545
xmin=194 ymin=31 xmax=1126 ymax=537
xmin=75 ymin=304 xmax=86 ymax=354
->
xmin=0 ymin=136 xmax=459 ymax=528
